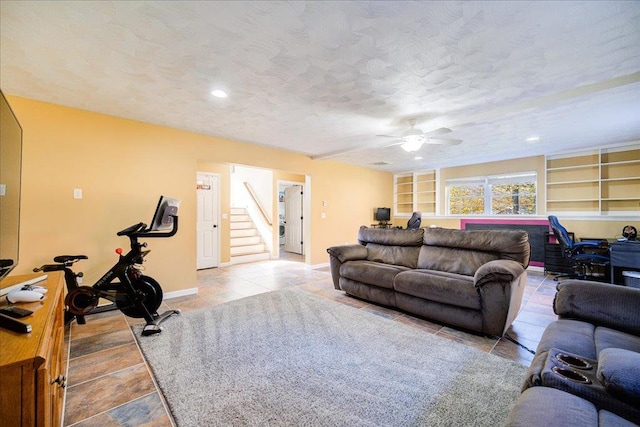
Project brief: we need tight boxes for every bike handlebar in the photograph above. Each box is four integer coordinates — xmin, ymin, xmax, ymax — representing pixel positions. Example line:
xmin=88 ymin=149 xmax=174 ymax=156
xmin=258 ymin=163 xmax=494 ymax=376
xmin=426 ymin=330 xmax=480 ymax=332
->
xmin=117 ymin=215 xmax=179 ymax=239
xmin=134 ymin=215 xmax=179 ymax=238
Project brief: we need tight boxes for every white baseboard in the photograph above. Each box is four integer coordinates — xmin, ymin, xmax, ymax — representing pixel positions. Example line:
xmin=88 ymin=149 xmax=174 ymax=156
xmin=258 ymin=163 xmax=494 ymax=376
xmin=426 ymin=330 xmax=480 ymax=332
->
xmin=164 ymin=287 xmax=198 ymax=300
xmin=527 ymin=266 xmax=544 ymax=273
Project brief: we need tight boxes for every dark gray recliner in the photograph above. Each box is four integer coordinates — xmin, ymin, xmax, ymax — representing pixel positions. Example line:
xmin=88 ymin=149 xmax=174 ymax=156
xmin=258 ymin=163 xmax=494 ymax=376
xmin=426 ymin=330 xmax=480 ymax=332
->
xmin=506 ymin=280 xmax=640 ymax=426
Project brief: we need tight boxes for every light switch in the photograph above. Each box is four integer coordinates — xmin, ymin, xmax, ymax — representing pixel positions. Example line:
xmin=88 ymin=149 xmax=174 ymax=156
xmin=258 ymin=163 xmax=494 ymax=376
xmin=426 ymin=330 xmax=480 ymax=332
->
xmin=321 ymin=212 xmax=327 ymax=219
xmin=73 ymin=188 xmax=83 ymax=199
xmin=222 ymin=213 xmax=228 ymax=219
xmin=0 ymin=184 xmax=6 ymax=196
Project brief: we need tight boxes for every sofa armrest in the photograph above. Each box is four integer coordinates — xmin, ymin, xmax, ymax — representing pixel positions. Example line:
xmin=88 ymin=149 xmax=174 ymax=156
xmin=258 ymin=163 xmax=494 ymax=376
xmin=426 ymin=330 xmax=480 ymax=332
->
xmin=554 ymin=280 xmax=640 ymax=336
xmin=474 ymin=260 xmax=525 ymax=288
xmin=327 ymin=244 xmax=368 ymax=263
xmin=327 ymin=244 xmax=368 ymax=290
xmin=474 ymin=260 xmax=527 ymax=336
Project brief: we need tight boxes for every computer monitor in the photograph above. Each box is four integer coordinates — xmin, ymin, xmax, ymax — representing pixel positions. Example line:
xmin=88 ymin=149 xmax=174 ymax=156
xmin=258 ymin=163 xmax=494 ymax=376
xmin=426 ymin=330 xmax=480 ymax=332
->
xmin=150 ymin=196 xmax=181 ymax=231
xmin=375 ymin=207 xmax=391 ymax=222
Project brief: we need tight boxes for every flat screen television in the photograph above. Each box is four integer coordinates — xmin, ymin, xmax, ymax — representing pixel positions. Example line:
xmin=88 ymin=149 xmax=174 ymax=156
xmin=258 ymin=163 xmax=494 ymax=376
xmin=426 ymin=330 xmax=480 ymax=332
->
xmin=375 ymin=207 xmax=391 ymax=223
xmin=0 ymin=90 xmax=22 ymax=281
xmin=150 ymin=196 xmax=181 ymax=231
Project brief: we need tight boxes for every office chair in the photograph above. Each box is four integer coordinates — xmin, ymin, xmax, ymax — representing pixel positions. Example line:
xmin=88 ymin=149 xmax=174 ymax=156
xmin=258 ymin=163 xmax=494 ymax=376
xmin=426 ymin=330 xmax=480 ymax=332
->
xmin=407 ymin=212 xmax=422 ymax=229
xmin=547 ymin=215 xmax=610 ymax=281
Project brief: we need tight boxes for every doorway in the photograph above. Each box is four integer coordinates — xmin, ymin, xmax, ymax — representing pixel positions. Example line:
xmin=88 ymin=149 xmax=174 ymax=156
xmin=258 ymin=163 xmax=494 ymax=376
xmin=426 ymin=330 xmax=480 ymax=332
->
xmin=278 ymin=182 xmax=304 ymax=259
xmin=196 ymin=172 xmax=220 ymax=269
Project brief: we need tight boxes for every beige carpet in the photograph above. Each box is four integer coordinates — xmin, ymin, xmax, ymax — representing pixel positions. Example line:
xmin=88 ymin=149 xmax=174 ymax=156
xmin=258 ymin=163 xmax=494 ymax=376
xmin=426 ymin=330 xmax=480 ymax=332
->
xmin=135 ymin=289 xmax=526 ymax=426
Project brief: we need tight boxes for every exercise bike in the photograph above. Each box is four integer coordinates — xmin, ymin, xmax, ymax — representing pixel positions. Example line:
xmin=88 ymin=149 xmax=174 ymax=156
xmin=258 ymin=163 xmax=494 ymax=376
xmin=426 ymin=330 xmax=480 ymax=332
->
xmin=34 ymin=196 xmax=182 ymax=336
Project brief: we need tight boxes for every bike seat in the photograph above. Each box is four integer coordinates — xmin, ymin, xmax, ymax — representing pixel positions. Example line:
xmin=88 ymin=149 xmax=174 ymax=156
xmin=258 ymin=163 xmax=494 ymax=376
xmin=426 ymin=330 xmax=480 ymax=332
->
xmin=53 ymin=255 xmax=88 ymax=263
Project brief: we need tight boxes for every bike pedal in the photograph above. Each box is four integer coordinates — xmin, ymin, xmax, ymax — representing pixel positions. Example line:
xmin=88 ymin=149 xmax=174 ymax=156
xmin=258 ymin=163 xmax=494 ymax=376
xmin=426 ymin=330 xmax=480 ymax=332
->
xmin=142 ymin=324 xmax=162 ymax=336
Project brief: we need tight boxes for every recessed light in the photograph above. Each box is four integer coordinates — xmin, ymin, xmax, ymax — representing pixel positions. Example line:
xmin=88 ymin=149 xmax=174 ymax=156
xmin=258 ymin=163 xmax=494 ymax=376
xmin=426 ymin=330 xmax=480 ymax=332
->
xmin=211 ymin=89 xmax=228 ymax=98
xmin=526 ymin=136 xmax=540 ymax=142
xmin=414 ymin=156 xmax=423 ymax=160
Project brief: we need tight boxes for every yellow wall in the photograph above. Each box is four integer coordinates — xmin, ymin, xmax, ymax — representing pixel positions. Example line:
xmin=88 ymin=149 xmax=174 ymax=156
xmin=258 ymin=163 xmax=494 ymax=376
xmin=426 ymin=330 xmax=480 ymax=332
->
xmin=6 ymin=95 xmax=634 ymax=294
xmin=7 ymin=96 xmax=393 ymax=292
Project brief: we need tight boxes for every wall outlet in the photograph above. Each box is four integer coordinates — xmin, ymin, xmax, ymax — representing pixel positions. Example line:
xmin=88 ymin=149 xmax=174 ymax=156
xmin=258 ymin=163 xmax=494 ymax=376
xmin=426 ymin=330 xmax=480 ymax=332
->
xmin=73 ymin=188 xmax=82 ymax=199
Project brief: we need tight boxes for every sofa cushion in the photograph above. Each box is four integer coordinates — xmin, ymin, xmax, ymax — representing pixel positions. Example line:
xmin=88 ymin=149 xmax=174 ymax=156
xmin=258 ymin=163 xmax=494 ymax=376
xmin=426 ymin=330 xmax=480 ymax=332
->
xmin=595 ymin=327 xmax=640 ymax=354
xmin=537 ymin=319 xmax=598 ymax=358
xmin=357 ymin=225 xmax=424 ymax=246
xmin=597 ymin=348 xmax=640 ymax=407
xmin=366 ymin=243 xmax=421 ymax=268
xmin=422 ymin=228 xmax=530 ymax=266
xmin=339 ymin=277 xmax=397 ymax=307
xmin=554 ymin=281 xmax=640 ymax=336
xmin=418 ymin=245 xmax=497 ymax=276
xmin=505 ymin=387 xmax=600 ymax=427
xmin=394 ymin=269 xmax=480 ymax=310
xmin=506 ymin=387 xmax=638 ymax=427
xmin=340 ymin=260 xmax=408 ymax=290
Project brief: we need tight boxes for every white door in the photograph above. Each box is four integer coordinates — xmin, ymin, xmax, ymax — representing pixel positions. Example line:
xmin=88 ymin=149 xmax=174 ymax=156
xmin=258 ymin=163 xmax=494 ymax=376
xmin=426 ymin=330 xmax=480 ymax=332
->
xmin=284 ymin=185 xmax=303 ymax=254
xmin=197 ymin=173 xmax=219 ymax=269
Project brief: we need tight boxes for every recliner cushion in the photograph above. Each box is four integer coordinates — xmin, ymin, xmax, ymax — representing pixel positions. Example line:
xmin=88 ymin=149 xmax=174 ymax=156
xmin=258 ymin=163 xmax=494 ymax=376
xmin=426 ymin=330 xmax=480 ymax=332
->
xmin=537 ymin=320 xmax=597 ymax=358
xmin=340 ymin=260 xmax=408 ymax=290
xmin=394 ymin=269 xmax=480 ymax=310
xmin=595 ymin=327 xmax=640 ymax=355
xmin=597 ymin=348 xmax=640 ymax=407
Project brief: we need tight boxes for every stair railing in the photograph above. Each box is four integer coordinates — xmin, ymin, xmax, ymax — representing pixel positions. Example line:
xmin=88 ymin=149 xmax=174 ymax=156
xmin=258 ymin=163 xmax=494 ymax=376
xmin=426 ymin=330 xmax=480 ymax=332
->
xmin=243 ymin=181 xmax=272 ymax=226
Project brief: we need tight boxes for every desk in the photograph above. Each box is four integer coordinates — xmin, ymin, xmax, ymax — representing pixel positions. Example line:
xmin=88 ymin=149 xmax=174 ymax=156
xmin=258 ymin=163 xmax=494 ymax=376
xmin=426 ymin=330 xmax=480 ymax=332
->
xmin=610 ymin=241 xmax=640 ymax=284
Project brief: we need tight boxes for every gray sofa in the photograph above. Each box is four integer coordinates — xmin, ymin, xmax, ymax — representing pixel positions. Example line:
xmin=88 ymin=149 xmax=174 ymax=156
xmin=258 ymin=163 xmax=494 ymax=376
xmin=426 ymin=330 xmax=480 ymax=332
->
xmin=506 ymin=280 xmax=640 ymax=426
xmin=327 ymin=226 xmax=530 ymax=336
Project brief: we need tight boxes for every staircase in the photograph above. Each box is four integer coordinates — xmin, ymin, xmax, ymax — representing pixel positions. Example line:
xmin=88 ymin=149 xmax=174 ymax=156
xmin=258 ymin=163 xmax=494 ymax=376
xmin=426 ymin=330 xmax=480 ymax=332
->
xmin=230 ymin=208 xmax=271 ymax=264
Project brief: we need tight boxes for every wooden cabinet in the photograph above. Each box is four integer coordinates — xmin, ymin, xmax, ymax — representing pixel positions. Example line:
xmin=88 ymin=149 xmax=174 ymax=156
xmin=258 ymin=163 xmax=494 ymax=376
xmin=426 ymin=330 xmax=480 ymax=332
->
xmin=546 ymin=145 xmax=640 ymax=216
xmin=0 ymin=272 xmax=66 ymax=426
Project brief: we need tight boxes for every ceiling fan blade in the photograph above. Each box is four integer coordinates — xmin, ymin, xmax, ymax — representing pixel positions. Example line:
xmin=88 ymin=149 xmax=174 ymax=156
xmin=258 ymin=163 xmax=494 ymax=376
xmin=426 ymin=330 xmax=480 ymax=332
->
xmin=423 ymin=127 xmax=453 ymax=137
xmin=424 ymin=138 xmax=463 ymax=145
xmin=376 ymin=134 xmax=401 ymax=138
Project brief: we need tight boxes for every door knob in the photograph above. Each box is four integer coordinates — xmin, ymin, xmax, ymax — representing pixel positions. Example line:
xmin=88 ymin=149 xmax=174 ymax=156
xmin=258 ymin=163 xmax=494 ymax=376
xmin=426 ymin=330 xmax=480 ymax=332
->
xmin=213 ymin=224 xmax=218 ymax=228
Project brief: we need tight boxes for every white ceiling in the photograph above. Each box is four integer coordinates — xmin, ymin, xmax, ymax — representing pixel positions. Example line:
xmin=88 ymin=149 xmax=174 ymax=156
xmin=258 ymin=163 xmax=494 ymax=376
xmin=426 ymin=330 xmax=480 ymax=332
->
xmin=1 ymin=1 xmax=639 ymax=173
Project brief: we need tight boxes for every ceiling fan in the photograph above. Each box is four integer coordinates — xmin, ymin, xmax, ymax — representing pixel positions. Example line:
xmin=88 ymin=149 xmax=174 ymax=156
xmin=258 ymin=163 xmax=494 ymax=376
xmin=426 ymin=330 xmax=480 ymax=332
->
xmin=378 ymin=118 xmax=462 ymax=152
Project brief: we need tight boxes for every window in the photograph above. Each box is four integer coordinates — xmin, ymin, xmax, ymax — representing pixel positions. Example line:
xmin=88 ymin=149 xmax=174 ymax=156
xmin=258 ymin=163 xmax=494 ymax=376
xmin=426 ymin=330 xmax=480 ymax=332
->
xmin=447 ymin=172 xmax=536 ymax=215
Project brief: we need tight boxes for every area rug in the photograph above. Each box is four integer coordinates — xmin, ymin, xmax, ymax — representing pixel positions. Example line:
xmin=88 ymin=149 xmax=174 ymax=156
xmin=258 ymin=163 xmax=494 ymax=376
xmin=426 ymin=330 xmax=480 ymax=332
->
xmin=134 ymin=289 xmax=526 ymax=426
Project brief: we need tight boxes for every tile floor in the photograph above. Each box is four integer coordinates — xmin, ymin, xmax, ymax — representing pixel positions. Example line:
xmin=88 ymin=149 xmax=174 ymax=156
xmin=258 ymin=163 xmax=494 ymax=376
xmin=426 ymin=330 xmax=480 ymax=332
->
xmin=63 ymin=255 xmax=557 ymax=426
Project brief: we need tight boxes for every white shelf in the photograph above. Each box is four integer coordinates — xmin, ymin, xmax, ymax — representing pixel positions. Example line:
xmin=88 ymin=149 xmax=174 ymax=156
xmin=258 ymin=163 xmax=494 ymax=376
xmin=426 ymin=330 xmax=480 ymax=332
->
xmin=547 ymin=180 xmax=598 ymax=185
xmin=546 ymin=164 xmax=599 ymax=171
xmin=545 ymin=144 xmax=640 ymax=216
xmin=394 ymin=170 xmax=438 ymax=216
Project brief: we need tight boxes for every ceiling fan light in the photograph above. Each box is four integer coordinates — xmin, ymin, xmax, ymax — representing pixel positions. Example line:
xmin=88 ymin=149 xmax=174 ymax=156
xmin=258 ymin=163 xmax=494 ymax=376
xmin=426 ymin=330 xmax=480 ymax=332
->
xmin=401 ymin=140 xmax=423 ymax=152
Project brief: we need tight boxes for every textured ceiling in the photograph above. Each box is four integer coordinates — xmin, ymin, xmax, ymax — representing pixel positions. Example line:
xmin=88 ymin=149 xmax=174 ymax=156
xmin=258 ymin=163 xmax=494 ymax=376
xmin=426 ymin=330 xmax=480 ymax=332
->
xmin=1 ymin=1 xmax=639 ymax=172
